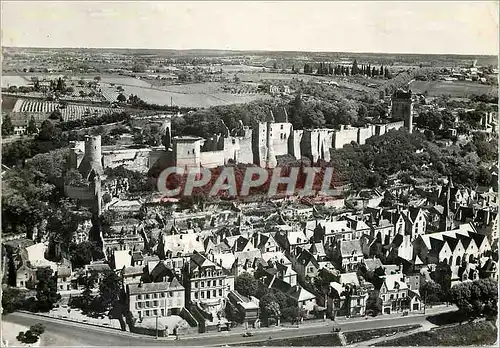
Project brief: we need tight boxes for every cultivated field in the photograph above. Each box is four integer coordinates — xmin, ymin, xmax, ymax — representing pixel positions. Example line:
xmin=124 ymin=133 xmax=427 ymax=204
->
xmin=100 ymin=81 xmax=270 ymax=107
xmin=409 ymin=80 xmax=497 ymax=97
xmin=12 ymin=98 xmax=120 ymax=121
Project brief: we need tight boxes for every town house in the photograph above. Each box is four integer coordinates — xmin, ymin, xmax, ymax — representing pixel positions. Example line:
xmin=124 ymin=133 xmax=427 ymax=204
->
xmin=127 ymin=279 xmax=185 ymax=321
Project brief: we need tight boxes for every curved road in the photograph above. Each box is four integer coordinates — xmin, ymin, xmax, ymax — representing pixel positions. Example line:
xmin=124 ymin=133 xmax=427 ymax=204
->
xmin=3 ymin=306 xmax=455 ymax=347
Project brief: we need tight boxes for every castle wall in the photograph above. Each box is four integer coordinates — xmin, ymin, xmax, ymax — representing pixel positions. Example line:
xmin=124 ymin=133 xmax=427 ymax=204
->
xmin=238 ymin=135 xmax=254 ymax=164
xmin=102 ymin=148 xmax=151 ymax=172
xmin=386 ymin=121 xmax=405 ymax=132
xmin=357 ymin=125 xmax=376 ymax=145
xmin=318 ymin=130 xmax=334 ymax=162
xmin=270 ymin=123 xmax=292 ymax=156
xmin=253 ymin=122 xmax=268 ymax=167
xmin=200 ymin=150 xmax=226 ymax=168
xmin=173 ymin=138 xmax=202 ymax=169
xmin=69 ymin=141 xmax=85 ymax=170
xmin=301 ymin=130 xmax=319 ymax=163
xmin=333 ymin=126 xmax=358 ymax=149
xmin=288 ymin=130 xmax=303 ymax=160
xmin=223 ymin=133 xmax=254 ymax=165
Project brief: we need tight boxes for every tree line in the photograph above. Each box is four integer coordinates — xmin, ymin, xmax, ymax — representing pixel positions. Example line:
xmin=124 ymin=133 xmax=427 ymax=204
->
xmin=303 ymin=60 xmax=392 ymax=78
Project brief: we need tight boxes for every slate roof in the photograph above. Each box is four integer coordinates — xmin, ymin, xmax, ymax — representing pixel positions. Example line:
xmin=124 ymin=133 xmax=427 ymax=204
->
xmin=127 ymin=279 xmax=184 ymax=295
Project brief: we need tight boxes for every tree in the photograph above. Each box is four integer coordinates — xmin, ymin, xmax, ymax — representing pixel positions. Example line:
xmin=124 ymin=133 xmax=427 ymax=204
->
xmin=26 ymin=116 xmax=38 ymax=135
xmin=432 ymin=261 xmax=452 ymax=300
xmin=420 ymin=280 xmax=443 ymax=305
xmin=260 ymin=293 xmax=281 ymax=324
xmin=98 ymin=269 xmax=122 ymax=310
xmin=117 ymin=93 xmax=127 ymax=103
xmin=365 ymin=290 xmax=382 ymax=316
xmin=2 ymin=286 xmax=24 ymax=313
xmin=2 ymin=114 xmax=15 ymax=136
xmin=80 ymin=271 xmax=98 ymax=312
xmin=69 ymin=241 xmax=101 ymax=269
xmin=29 ymin=324 xmax=45 ymax=336
xmin=449 ymin=278 xmax=498 ymax=319
xmin=235 ymin=273 xmax=258 ymax=298
xmin=352 ymin=59 xmax=359 ymax=75
xmin=35 ymin=267 xmax=61 ymax=312
xmin=49 ymin=109 xmax=62 ymax=120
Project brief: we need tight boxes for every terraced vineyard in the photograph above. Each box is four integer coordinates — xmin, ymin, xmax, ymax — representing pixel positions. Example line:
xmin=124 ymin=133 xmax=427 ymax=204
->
xmin=12 ymin=98 xmax=120 ymax=121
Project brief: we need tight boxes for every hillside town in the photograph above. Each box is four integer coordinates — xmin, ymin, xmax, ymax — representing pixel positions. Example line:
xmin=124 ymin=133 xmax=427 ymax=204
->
xmin=1 ymin=2 xmax=498 ymax=347
xmin=2 ymin=83 xmax=498 ymax=341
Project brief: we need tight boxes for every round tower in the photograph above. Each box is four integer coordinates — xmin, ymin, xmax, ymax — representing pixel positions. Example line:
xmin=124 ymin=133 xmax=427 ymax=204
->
xmin=78 ymin=135 xmax=104 ymax=179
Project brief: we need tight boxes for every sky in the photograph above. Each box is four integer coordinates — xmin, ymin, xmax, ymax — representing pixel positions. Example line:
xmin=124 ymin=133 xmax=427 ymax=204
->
xmin=1 ymin=1 xmax=499 ymax=55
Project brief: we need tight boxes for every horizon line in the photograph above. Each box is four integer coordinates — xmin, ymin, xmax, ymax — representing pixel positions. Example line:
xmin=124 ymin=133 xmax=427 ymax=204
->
xmin=3 ymin=45 xmax=498 ymax=57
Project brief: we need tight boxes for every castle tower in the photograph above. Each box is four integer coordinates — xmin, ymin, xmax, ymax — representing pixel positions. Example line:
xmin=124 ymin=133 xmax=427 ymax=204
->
xmin=391 ymin=89 xmax=413 ymax=134
xmin=266 ymin=111 xmax=277 ymax=168
xmin=172 ymin=136 xmax=202 ymax=170
xmin=161 ymin=117 xmax=172 ymax=150
xmin=78 ymin=135 xmax=104 ymax=180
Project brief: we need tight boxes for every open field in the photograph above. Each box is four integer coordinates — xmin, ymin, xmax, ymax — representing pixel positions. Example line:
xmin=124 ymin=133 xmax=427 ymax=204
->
xmin=374 ymin=320 xmax=498 ymax=346
xmin=410 ymin=80 xmax=497 ymax=97
xmin=2 ymin=75 xmax=31 ymax=87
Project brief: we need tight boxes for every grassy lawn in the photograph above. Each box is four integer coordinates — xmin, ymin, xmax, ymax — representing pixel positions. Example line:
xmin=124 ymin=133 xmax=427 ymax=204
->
xmin=374 ymin=321 xmax=497 ymax=346
xmin=238 ymin=334 xmax=343 ymax=346
xmin=344 ymin=324 xmax=421 ymax=344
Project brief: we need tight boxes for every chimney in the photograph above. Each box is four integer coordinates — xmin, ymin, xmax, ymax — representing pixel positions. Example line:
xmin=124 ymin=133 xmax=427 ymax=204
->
xmin=138 ymin=279 xmax=143 ymax=288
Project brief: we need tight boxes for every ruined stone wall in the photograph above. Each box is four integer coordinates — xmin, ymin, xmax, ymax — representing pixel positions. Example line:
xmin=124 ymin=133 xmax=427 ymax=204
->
xmin=102 ymin=149 xmax=151 ymax=172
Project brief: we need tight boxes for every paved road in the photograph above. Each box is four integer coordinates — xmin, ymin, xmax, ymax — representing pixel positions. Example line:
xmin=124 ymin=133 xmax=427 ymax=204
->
xmin=3 ymin=307 xmax=455 ymax=347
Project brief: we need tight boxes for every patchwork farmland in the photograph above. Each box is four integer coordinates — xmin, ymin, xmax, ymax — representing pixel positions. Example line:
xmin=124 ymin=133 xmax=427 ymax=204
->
xmin=12 ymin=98 xmax=121 ymax=121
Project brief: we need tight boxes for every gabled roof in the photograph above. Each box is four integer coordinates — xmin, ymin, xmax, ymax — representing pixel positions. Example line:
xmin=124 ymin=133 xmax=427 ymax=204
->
xmin=235 ymin=236 xmax=251 ymax=252
xmin=442 ymin=236 xmax=459 ymax=251
xmin=296 ymin=249 xmax=320 ymax=269
xmin=382 ymin=273 xmax=408 ymax=292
